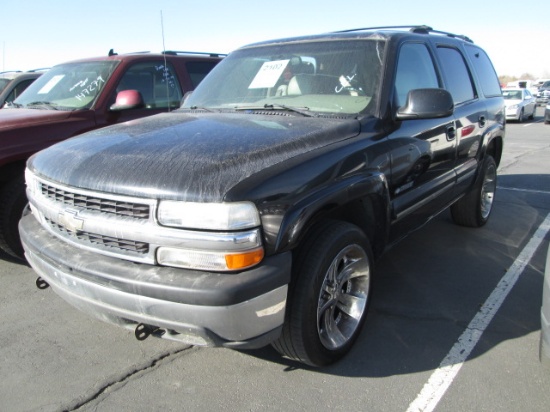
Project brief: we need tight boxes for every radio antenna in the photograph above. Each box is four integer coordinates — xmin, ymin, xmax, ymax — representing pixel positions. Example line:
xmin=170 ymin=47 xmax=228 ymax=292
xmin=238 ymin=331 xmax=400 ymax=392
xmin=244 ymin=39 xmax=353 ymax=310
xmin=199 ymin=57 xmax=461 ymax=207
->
xmin=160 ymin=10 xmax=171 ymax=112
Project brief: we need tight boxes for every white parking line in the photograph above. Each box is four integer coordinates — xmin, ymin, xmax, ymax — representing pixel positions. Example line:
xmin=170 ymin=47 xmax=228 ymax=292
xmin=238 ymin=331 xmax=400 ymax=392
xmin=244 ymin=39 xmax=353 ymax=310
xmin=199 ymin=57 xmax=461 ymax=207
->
xmin=497 ymin=186 xmax=550 ymax=195
xmin=406 ymin=212 xmax=550 ymax=412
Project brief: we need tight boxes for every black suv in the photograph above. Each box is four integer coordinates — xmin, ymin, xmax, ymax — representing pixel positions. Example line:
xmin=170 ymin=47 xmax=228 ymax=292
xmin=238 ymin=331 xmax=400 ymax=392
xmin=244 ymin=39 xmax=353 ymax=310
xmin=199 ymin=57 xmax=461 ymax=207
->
xmin=20 ymin=26 xmax=505 ymax=367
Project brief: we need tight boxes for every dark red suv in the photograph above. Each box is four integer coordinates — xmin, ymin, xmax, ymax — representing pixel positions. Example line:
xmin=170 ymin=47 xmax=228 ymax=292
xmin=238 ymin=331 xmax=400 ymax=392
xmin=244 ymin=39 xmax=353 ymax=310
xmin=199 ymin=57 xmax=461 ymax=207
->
xmin=0 ymin=50 xmax=223 ymax=258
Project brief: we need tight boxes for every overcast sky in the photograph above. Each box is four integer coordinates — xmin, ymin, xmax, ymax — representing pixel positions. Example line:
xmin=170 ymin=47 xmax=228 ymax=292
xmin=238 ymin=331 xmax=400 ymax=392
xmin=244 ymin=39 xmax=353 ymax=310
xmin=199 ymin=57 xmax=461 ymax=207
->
xmin=2 ymin=0 xmax=549 ymax=79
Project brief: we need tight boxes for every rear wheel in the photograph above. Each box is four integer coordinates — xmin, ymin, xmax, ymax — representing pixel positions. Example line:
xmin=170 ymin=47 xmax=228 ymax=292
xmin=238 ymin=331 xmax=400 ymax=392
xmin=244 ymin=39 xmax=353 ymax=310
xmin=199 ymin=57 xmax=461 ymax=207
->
xmin=272 ymin=220 xmax=373 ymax=367
xmin=0 ymin=177 xmax=27 ymax=260
xmin=529 ymin=105 xmax=535 ymax=120
xmin=451 ymin=155 xmax=497 ymax=227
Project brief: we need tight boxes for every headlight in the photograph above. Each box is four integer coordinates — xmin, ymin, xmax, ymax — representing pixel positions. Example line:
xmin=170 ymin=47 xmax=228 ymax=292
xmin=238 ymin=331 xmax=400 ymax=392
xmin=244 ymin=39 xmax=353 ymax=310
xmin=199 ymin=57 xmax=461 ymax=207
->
xmin=158 ymin=201 xmax=260 ymax=230
xmin=25 ymin=169 xmax=41 ymax=195
xmin=509 ymin=104 xmax=518 ymax=110
xmin=157 ymin=245 xmax=265 ymax=271
xmin=157 ymin=200 xmax=264 ymax=271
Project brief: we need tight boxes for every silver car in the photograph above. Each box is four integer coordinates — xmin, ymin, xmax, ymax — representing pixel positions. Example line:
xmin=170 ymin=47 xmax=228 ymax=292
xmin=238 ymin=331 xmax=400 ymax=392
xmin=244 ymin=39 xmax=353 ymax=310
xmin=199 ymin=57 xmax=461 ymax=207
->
xmin=502 ymin=88 xmax=537 ymax=122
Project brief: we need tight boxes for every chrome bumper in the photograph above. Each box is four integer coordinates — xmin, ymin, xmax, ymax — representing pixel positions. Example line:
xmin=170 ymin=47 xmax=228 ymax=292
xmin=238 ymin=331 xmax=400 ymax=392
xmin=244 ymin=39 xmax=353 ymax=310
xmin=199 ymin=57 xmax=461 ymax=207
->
xmin=20 ymin=214 xmax=290 ymax=348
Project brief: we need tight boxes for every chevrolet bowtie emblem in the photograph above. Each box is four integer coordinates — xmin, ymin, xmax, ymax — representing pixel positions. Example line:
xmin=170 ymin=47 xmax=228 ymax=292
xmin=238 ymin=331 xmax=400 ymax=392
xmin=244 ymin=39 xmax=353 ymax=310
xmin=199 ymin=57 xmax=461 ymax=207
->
xmin=58 ymin=209 xmax=84 ymax=232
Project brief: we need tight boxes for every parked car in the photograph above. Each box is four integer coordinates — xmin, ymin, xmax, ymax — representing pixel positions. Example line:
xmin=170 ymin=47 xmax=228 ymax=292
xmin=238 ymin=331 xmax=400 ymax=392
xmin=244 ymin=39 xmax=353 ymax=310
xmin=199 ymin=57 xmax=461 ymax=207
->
xmin=541 ymin=243 xmax=550 ymax=365
xmin=544 ymin=103 xmax=550 ymax=124
xmin=537 ymin=80 xmax=550 ymax=105
xmin=20 ymin=26 xmax=504 ymax=367
xmin=502 ymin=87 xmax=537 ymax=122
xmin=506 ymin=79 xmax=539 ymax=96
xmin=0 ymin=50 xmax=223 ymax=259
xmin=0 ymin=70 xmax=45 ymax=108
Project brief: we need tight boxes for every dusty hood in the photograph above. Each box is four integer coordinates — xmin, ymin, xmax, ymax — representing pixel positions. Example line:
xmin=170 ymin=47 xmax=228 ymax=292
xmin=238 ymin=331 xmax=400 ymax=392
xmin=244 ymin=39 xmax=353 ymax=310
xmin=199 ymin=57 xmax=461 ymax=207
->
xmin=28 ymin=111 xmax=361 ymax=202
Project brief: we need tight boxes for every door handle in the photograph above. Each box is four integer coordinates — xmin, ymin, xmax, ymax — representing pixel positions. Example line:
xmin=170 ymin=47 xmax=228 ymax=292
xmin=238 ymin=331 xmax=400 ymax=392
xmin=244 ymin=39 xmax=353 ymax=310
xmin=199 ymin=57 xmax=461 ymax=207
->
xmin=446 ymin=124 xmax=456 ymax=141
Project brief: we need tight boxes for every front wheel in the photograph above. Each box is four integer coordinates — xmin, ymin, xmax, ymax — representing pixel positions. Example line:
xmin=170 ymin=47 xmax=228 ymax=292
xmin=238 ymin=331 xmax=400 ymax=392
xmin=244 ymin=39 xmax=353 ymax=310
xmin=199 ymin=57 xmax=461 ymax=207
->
xmin=451 ymin=155 xmax=497 ymax=227
xmin=0 ymin=176 xmax=28 ymax=260
xmin=272 ymin=220 xmax=373 ymax=367
xmin=518 ymin=108 xmax=525 ymax=122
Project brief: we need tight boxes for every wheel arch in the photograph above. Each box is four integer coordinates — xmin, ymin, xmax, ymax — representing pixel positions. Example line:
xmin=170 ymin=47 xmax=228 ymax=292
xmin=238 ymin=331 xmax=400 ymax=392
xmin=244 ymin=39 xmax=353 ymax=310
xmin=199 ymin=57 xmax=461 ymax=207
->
xmin=273 ymin=172 xmax=391 ymax=262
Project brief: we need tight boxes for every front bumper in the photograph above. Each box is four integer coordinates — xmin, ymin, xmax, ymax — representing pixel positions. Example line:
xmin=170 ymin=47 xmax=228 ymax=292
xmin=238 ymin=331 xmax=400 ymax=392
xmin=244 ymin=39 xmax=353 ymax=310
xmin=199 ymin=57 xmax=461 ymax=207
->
xmin=504 ymin=107 xmax=521 ymax=120
xmin=20 ymin=214 xmax=291 ymax=348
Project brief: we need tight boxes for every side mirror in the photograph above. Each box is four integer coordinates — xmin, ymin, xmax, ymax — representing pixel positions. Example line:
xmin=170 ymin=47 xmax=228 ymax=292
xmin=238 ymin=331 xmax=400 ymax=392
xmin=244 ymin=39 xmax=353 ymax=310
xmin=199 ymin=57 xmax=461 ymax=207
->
xmin=396 ymin=88 xmax=454 ymax=120
xmin=110 ymin=90 xmax=145 ymax=111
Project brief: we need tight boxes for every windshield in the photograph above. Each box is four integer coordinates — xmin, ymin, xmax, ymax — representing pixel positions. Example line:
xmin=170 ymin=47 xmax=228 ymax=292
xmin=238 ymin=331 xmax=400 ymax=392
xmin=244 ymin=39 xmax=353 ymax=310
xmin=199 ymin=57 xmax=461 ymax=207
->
xmin=502 ymin=90 xmax=522 ymax=100
xmin=13 ymin=61 xmax=118 ymax=110
xmin=0 ymin=78 xmax=11 ymax=93
xmin=183 ymin=39 xmax=386 ymax=116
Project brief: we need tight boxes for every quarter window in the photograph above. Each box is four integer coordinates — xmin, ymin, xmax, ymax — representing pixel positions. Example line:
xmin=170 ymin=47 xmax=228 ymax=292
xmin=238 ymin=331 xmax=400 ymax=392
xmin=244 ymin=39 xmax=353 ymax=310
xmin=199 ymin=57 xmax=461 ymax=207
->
xmin=464 ymin=45 xmax=502 ymax=97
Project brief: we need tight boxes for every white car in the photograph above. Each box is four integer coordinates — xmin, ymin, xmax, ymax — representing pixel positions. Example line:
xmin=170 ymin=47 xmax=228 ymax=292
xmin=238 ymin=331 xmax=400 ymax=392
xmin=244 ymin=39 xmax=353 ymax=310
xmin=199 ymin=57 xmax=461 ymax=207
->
xmin=502 ymin=88 xmax=537 ymax=122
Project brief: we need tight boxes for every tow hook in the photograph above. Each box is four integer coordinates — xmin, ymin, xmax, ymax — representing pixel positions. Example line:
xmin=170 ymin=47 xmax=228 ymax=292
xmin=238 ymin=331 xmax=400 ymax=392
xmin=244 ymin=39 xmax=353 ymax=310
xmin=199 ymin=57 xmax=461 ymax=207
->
xmin=134 ymin=323 xmax=163 ymax=341
xmin=36 ymin=277 xmax=49 ymax=289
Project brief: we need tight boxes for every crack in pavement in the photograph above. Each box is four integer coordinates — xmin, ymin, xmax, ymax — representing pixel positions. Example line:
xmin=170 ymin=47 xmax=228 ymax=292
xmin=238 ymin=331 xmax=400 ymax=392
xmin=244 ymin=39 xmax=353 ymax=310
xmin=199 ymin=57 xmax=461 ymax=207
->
xmin=63 ymin=345 xmax=195 ymax=411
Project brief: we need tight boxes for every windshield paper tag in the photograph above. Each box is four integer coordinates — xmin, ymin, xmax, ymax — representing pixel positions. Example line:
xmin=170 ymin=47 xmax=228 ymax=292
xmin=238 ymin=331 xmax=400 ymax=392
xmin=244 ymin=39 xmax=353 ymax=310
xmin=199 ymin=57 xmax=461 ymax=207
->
xmin=38 ymin=75 xmax=65 ymax=94
xmin=248 ymin=59 xmax=289 ymax=89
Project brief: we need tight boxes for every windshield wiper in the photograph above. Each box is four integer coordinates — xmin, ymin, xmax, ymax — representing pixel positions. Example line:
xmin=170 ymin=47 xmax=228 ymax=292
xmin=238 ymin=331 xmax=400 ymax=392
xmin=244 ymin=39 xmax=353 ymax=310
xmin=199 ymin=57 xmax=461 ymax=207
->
xmin=187 ymin=105 xmax=216 ymax=112
xmin=4 ymin=102 xmax=23 ymax=108
xmin=235 ymin=104 xmax=313 ymax=117
xmin=25 ymin=101 xmax=59 ymax=110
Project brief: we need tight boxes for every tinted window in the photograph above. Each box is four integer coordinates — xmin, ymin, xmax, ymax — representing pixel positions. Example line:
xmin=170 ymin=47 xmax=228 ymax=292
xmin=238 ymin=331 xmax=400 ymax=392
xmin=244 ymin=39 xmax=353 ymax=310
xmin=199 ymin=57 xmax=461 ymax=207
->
xmin=186 ymin=62 xmax=219 ymax=88
xmin=464 ymin=45 xmax=502 ymax=97
xmin=394 ymin=43 xmax=439 ymax=106
xmin=437 ymin=47 xmax=475 ymax=104
xmin=7 ymin=79 xmax=36 ymax=102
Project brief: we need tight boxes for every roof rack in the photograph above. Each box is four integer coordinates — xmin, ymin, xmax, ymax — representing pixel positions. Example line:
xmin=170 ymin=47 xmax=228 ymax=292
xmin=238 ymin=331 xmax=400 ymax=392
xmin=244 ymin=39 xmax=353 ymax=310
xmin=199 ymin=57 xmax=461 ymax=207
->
xmin=332 ymin=25 xmax=474 ymax=43
xmin=162 ymin=50 xmax=227 ymax=58
xmin=106 ymin=49 xmax=226 ymax=58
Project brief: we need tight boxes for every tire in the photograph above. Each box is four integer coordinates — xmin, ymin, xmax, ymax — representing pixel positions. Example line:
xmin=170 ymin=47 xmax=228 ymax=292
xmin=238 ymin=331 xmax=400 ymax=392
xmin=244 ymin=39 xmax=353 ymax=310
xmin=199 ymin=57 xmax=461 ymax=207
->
xmin=0 ymin=177 xmax=28 ymax=260
xmin=451 ymin=155 xmax=497 ymax=228
xmin=518 ymin=108 xmax=525 ymax=123
xmin=272 ymin=220 xmax=373 ymax=367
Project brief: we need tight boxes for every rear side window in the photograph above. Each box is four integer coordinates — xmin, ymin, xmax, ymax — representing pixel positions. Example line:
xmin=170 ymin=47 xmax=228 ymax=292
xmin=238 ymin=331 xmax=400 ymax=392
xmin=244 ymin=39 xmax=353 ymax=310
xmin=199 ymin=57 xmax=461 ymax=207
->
xmin=186 ymin=61 xmax=219 ymax=88
xmin=464 ymin=45 xmax=502 ymax=97
xmin=436 ymin=47 xmax=475 ymax=104
xmin=394 ymin=43 xmax=439 ymax=106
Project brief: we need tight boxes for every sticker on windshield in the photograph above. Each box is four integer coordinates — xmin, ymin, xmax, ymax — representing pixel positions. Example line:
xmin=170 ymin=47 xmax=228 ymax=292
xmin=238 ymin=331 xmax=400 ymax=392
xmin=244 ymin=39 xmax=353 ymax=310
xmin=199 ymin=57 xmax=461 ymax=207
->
xmin=37 ymin=75 xmax=65 ymax=94
xmin=248 ymin=59 xmax=289 ymax=89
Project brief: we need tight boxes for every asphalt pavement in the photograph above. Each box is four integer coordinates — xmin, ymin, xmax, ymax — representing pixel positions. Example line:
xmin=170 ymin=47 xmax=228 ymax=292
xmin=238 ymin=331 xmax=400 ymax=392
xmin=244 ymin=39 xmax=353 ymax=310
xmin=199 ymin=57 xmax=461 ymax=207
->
xmin=1 ymin=108 xmax=549 ymax=412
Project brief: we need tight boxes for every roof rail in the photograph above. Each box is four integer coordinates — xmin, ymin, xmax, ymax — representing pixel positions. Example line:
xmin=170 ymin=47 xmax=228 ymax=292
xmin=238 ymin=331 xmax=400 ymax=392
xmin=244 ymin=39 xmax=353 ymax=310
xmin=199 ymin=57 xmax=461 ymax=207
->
xmin=332 ymin=25 xmax=474 ymax=43
xmin=27 ymin=67 xmax=50 ymax=72
xmin=162 ymin=50 xmax=227 ymax=58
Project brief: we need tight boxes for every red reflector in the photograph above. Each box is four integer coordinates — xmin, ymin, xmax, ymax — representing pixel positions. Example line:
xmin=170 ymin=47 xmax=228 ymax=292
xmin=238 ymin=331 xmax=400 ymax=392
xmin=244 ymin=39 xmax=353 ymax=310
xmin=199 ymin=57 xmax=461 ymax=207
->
xmin=461 ymin=125 xmax=475 ymax=137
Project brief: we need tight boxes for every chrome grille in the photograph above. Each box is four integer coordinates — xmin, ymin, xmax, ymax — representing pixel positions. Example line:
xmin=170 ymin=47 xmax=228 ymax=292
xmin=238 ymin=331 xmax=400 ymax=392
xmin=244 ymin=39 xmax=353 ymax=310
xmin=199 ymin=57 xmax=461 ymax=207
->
xmin=40 ymin=183 xmax=150 ymax=219
xmin=46 ymin=218 xmax=149 ymax=254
